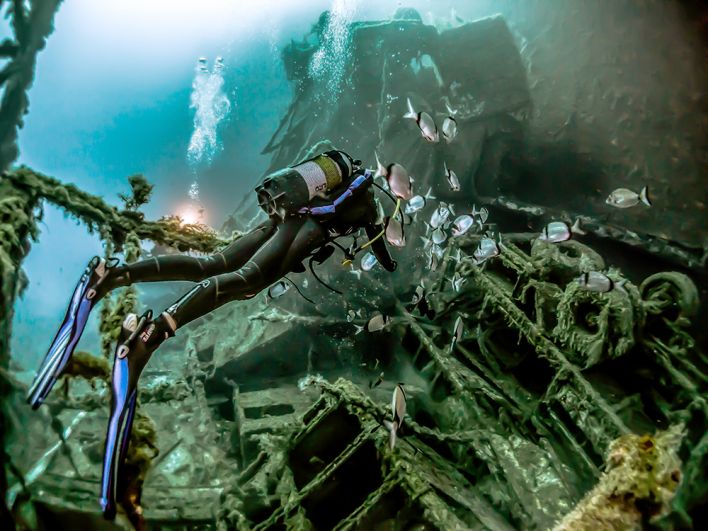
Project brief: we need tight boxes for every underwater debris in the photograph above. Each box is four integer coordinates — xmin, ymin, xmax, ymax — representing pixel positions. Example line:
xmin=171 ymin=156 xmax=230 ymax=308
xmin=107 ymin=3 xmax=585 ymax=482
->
xmin=553 ymin=425 xmax=684 ymax=530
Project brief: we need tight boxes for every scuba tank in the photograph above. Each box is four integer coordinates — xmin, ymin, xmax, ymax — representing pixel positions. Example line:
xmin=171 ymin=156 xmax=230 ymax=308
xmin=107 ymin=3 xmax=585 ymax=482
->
xmin=256 ymin=150 xmax=356 ymax=217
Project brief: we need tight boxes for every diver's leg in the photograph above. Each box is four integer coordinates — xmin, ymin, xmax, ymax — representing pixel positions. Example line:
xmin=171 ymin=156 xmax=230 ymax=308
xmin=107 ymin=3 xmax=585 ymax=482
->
xmin=164 ymin=216 xmax=326 ymax=327
xmin=97 ymin=218 xmax=277 ymax=297
xmin=27 ymin=219 xmax=276 ymax=409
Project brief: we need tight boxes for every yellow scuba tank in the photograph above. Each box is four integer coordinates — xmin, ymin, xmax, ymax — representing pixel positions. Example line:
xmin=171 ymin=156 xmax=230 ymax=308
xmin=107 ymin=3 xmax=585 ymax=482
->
xmin=255 ymin=150 xmax=355 ymax=217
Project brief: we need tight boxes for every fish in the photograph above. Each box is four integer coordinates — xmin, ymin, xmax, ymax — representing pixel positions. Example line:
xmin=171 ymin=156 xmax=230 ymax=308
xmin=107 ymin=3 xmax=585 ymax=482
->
xmin=404 ymin=195 xmax=426 ymax=214
xmin=385 ymin=216 xmax=406 ymax=247
xmin=451 ymin=273 xmax=466 ymax=292
xmin=443 ymin=162 xmax=460 ymax=191
xmin=349 ymin=268 xmax=362 ymax=280
xmin=473 ymin=237 xmax=501 ymax=264
xmin=403 ymin=98 xmax=439 ymax=143
xmin=538 ymin=219 xmax=586 ymax=243
xmin=426 ymin=250 xmax=440 ymax=271
xmin=479 ymin=207 xmax=489 ymax=224
xmin=346 ymin=309 xmax=356 ymax=322
xmin=451 ymin=215 xmax=474 ymax=237
xmin=450 ymin=315 xmax=464 ymax=350
xmin=369 ymin=371 xmax=385 ymax=389
xmin=410 ymin=285 xmax=425 ymax=306
xmin=267 ymin=281 xmax=290 ymax=300
xmin=576 ymin=271 xmax=627 ymax=294
xmin=375 ymin=154 xmax=413 ymax=200
xmin=606 ymin=186 xmax=651 ymax=208
xmin=431 ymin=243 xmax=445 ymax=260
xmin=430 ymin=204 xmax=451 ymax=229
xmin=384 ymin=383 xmax=407 ymax=449
xmin=366 ymin=313 xmax=391 ymax=332
xmin=431 ymin=226 xmax=447 ymax=245
xmin=361 ymin=252 xmax=378 ymax=271
xmin=442 ymin=114 xmax=458 ymax=143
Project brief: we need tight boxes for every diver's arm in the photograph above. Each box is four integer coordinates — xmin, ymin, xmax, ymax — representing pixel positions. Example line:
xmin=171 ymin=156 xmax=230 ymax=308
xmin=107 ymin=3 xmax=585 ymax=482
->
xmin=298 ymin=169 xmax=373 ymax=216
xmin=365 ymin=222 xmax=397 ymax=272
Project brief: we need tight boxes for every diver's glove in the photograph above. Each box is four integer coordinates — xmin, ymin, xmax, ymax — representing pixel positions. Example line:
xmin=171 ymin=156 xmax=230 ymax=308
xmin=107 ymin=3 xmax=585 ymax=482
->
xmin=100 ymin=310 xmax=173 ymax=520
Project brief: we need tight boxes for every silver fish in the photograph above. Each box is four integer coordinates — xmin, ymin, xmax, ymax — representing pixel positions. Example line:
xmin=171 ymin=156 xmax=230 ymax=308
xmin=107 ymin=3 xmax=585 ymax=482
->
xmin=473 ymin=237 xmax=500 ymax=264
xmin=606 ymin=186 xmax=651 ymax=209
xmin=444 ymin=162 xmax=460 ymax=191
xmin=430 ymin=204 xmax=451 ymax=229
xmin=577 ymin=271 xmax=627 ymax=293
xmin=346 ymin=309 xmax=356 ymax=322
xmin=366 ymin=313 xmax=390 ymax=333
xmin=451 ymin=215 xmax=474 ymax=237
xmin=451 ymin=273 xmax=466 ymax=292
xmin=385 ymin=216 xmax=406 ymax=247
xmin=405 ymin=195 xmax=426 ymax=214
xmin=538 ymin=219 xmax=585 ymax=243
xmin=267 ymin=281 xmax=290 ymax=299
xmin=442 ymin=116 xmax=458 ymax=143
xmin=375 ymin=153 xmax=412 ymax=200
xmin=426 ymin=248 xmax=440 ymax=271
xmin=384 ymin=383 xmax=407 ymax=449
xmin=361 ymin=252 xmax=378 ymax=271
xmin=411 ymin=285 xmax=424 ymax=305
xmin=369 ymin=371 xmax=385 ymax=389
xmin=404 ymin=98 xmax=439 ymax=143
xmin=432 ymin=226 xmax=447 ymax=245
xmin=479 ymin=207 xmax=489 ymax=224
xmin=450 ymin=315 xmax=464 ymax=350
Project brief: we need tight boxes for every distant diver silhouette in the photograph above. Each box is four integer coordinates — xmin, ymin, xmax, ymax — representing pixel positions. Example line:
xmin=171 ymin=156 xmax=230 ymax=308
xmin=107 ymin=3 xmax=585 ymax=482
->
xmin=26 ymin=149 xmax=402 ymax=521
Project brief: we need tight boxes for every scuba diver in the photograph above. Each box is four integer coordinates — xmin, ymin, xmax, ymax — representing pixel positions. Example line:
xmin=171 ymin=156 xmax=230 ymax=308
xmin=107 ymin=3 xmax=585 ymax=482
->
xmin=26 ymin=149 xmax=406 ymax=522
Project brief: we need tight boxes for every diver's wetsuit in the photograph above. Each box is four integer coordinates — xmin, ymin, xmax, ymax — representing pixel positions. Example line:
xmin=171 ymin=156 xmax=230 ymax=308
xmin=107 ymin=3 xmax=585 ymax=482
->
xmin=101 ymin=154 xmax=395 ymax=331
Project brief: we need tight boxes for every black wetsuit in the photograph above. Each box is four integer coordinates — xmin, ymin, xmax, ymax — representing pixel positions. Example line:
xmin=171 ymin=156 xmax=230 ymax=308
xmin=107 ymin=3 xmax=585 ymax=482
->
xmin=102 ymin=159 xmax=395 ymax=333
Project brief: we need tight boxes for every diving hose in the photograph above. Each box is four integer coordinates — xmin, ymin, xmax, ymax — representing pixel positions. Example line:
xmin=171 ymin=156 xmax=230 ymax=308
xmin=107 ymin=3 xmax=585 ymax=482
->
xmin=341 ymin=197 xmax=402 ymax=266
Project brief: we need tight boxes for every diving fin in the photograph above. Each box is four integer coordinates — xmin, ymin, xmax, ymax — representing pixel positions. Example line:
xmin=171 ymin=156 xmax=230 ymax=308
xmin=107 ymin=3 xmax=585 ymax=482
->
xmin=27 ymin=256 xmax=112 ymax=409
xmin=100 ymin=310 xmax=165 ymax=520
